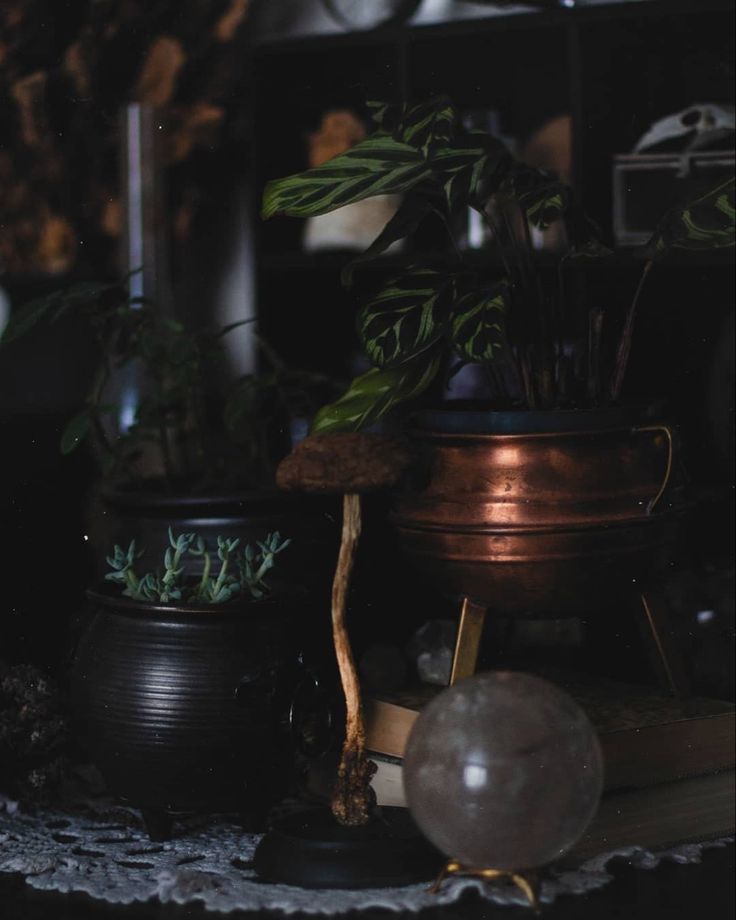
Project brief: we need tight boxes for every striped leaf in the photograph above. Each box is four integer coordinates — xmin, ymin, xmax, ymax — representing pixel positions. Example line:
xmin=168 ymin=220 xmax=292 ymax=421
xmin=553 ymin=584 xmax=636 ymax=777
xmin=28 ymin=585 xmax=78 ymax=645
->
xmin=500 ymin=164 xmax=570 ymax=229
xmin=367 ymin=100 xmax=396 ymax=130
xmin=432 ymin=131 xmax=512 ymax=212
xmin=261 ymin=136 xmax=432 ymax=219
xmin=341 ymin=192 xmax=435 ymax=285
xmin=368 ymin=96 xmax=457 ymax=152
xmin=524 ymin=184 xmax=568 ymax=229
xmin=568 ymin=237 xmax=614 ymax=260
xmin=397 ymin=95 xmax=457 ymax=153
xmin=358 ymin=268 xmax=454 ymax=368
xmin=648 ymin=176 xmax=735 ymax=257
xmin=450 ymin=282 xmax=509 ymax=363
xmin=310 ymin=350 xmax=442 ymax=434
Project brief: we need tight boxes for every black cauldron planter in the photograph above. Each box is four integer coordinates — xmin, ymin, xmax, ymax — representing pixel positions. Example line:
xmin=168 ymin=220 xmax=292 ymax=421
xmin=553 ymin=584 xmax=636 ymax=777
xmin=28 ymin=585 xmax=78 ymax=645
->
xmin=72 ymin=588 xmax=307 ymax=840
xmin=90 ymin=488 xmax=340 ymax=595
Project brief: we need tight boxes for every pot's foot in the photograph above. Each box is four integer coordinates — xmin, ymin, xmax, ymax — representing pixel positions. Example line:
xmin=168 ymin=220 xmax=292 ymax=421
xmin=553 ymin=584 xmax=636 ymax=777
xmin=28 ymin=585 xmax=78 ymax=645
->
xmin=141 ymin=807 xmax=173 ymax=842
xmin=239 ymin=801 xmax=270 ymax=834
xmin=239 ymin=761 xmax=288 ymax=833
xmin=253 ymin=806 xmax=443 ymax=888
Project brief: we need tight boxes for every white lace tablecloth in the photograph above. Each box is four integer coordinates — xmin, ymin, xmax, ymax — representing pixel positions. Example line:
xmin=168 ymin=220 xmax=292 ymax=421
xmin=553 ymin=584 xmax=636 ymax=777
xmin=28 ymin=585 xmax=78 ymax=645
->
xmin=0 ymin=799 xmax=732 ymax=914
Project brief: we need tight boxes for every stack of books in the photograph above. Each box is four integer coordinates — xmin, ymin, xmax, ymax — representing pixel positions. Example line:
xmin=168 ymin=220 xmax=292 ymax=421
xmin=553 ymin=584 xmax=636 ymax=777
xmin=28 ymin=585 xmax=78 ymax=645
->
xmin=308 ymin=674 xmax=735 ymax=858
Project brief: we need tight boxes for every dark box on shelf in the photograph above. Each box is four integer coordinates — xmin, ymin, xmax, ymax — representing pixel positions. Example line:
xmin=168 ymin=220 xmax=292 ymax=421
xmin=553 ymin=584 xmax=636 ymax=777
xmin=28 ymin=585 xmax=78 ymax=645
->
xmin=612 ymin=150 xmax=735 ymax=246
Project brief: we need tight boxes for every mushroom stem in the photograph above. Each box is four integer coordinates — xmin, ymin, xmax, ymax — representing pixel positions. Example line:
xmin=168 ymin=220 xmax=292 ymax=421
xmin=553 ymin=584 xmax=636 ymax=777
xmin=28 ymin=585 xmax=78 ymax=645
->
xmin=330 ymin=492 xmax=376 ymax=826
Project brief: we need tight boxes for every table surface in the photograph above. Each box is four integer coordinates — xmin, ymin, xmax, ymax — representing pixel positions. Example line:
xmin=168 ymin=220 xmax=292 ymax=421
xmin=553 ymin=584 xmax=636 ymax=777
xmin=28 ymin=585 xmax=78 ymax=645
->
xmin=0 ymin=841 xmax=733 ymax=920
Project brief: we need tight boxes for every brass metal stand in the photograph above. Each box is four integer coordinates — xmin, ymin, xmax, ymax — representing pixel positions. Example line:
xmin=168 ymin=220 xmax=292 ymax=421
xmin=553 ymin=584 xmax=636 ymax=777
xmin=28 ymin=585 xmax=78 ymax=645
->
xmin=430 ymin=860 xmax=540 ymax=911
xmin=636 ymin=587 xmax=691 ymax=696
xmin=448 ymin=588 xmax=690 ymax=697
xmin=448 ymin=596 xmax=488 ymax=685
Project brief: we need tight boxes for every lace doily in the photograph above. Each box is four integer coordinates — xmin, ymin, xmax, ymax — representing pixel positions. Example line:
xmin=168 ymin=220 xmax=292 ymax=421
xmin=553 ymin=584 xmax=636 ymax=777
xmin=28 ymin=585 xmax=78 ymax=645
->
xmin=0 ymin=799 xmax=732 ymax=914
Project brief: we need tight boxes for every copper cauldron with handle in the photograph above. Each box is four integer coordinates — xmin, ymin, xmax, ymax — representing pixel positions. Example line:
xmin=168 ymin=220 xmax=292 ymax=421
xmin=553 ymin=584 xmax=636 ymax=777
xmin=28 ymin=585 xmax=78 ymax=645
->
xmin=392 ymin=405 xmax=687 ymax=691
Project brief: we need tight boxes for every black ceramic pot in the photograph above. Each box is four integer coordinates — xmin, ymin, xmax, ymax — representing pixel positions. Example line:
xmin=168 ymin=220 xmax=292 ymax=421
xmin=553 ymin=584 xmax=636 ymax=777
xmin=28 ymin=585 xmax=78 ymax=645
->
xmin=72 ymin=588 xmax=308 ymax=839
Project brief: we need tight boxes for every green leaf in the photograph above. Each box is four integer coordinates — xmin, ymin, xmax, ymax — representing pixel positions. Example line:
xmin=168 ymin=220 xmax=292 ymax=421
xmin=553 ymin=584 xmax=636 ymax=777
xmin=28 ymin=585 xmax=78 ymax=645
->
xmin=310 ymin=350 xmax=443 ymax=434
xmin=367 ymin=100 xmax=398 ymax=131
xmin=648 ymin=176 xmax=735 ymax=257
xmin=341 ymin=193 xmax=435 ymax=285
xmin=223 ymin=375 xmax=272 ymax=444
xmin=567 ymin=237 xmax=614 ymax=260
xmin=431 ymin=131 xmax=512 ymax=212
xmin=60 ymin=409 xmax=93 ymax=455
xmin=450 ymin=282 xmax=509 ymax=363
xmin=213 ymin=318 xmax=257 ymax=339
xmin=164 ymin=333 xmax=196 ymax=368
xmin=396 ymin=95 xmax=457 ymax=153
xmin=500 ymin=164 xmax=570 ymax=228
xmin=368 ymin=96 xmax=457 ymax=152
xmin=0 ymin=291 xmax=64 ymax=344
xmin=358 ymin=267 xmax=453 ymax=368
xmin=261 ymin=135 xmax=433 ymax=219
xmin=1 ymin=277 xmax=128 ymax=345
xmin=64 ymin=280 xmax=122 ymax=306
xmin=524 ymin=185 xmax=568 ymax=229
xmin=564 ymin=209 xmax=613 ymax=260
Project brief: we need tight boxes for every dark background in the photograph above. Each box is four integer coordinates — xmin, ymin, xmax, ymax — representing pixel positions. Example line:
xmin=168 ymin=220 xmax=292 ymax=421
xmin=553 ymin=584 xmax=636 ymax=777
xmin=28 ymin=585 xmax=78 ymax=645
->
xmin=2 ymin=0 xmax=733 ymax=697
xmin=0 ymin=2 xmax=734 ymax=919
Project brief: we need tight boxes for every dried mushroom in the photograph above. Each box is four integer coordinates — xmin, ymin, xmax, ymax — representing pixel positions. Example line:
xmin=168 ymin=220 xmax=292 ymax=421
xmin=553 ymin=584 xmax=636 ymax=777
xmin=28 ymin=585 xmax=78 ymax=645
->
xmin=276 ymin=432 xmax=412 ymax=825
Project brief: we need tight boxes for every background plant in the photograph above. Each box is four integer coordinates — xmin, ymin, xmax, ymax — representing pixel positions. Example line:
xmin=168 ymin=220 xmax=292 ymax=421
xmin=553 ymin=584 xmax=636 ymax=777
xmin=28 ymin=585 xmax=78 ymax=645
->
xmin=1 ymin=275 xmax=339 ymax=491
xmin=105 ymin=527 xmax=291 ymax=604
xmin=262 ymin=96 xmax=735 ymax=431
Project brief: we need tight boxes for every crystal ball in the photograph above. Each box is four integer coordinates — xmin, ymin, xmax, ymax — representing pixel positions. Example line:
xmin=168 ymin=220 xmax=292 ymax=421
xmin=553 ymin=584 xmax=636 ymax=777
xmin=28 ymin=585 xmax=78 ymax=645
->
xmin=402 ymin=671 xmax=604 ymax=870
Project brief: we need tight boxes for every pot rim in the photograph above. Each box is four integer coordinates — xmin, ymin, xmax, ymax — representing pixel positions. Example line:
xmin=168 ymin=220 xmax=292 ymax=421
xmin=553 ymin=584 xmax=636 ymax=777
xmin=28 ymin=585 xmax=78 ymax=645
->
xmin=100 ymin=485 xmax=332 ymax=515
xmin=409 ymin=400 xmax=669 ymax=436
xmin=85 ymin=585 xmax=278 ymax=618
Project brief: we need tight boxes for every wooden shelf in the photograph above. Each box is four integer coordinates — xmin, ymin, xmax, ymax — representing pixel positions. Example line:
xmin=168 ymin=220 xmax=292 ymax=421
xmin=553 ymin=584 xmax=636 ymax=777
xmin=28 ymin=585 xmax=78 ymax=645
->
xmin=251 ymin=0 xmax=734 ymax=440
xmin=254 ymin=0 xmax=733 ymax=56
xmin=257 ymin=245 xmax=733 ymax=276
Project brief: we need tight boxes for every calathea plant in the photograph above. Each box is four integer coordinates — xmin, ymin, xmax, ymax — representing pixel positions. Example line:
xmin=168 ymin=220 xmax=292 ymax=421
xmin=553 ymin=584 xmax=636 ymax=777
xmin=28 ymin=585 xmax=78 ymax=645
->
xmin=262 ymin=96 xmax=735 ymax=431
xmin=105 ymin=527 xmax=291 ymax=604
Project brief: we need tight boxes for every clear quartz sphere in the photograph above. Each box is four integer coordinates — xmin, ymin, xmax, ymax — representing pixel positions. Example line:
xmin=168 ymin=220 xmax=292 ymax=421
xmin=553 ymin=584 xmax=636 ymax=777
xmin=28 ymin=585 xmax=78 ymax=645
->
xmin=403 ymin=671 xmax=604 ymax=870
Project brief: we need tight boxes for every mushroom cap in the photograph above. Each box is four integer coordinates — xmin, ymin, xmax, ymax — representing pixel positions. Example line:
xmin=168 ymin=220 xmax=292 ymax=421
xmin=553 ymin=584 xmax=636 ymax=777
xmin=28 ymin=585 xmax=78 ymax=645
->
xmin=276 ymin=433 xmax=413 ymax=494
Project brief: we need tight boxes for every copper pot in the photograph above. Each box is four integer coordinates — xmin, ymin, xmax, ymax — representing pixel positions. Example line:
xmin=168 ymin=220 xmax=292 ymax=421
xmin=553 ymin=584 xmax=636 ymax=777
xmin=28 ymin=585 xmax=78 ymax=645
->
xmin=393 ymin=406 xmax=683 ymax=617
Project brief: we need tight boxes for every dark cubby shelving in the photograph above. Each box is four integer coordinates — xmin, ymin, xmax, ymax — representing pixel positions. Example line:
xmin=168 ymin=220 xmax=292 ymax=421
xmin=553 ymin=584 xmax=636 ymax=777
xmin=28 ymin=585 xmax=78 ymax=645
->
xmin=252 ymin=0 xmax=734 ymax=497
xmin=253 ymin=0 xmax=734 ymax=250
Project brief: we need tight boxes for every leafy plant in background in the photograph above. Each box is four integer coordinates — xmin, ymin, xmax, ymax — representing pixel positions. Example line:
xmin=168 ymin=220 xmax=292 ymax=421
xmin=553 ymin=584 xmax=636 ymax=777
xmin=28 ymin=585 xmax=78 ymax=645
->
xmin=1 ymin=275 xmax=338 ymax=491
xmin=105 ymin=527 xmax=292 ymax=604
xmin=262 ymin=96 xmax=735 ymax=432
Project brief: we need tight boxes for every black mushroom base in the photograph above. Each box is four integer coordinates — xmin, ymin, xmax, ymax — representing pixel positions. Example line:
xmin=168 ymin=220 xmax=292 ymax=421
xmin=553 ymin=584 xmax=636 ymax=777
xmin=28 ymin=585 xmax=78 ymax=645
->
xmin=253 ymin=806 xmax=443 ymax=889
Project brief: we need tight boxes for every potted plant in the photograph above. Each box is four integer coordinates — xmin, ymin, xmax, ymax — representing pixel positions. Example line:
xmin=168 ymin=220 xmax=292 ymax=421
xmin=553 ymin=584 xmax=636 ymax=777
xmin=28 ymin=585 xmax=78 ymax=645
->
xmin=71 ymin=526 xmax=307 ymax=840
xmin=260 ymin=95 xmax=735 ymax=691
xmin=0 ymin=280 xmax=341 ymax=595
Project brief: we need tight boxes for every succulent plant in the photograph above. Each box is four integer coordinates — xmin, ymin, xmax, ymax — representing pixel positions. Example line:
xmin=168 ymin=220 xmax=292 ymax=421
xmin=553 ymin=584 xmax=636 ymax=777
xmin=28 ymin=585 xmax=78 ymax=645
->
xmin=105 ymin=527 xmax=291 ymax=605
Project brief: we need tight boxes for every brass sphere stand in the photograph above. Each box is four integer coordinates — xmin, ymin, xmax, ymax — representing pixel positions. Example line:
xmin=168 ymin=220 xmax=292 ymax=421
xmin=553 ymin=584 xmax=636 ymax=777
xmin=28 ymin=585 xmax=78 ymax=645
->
xmin=430 ymin=860 xmax=541 ymax=911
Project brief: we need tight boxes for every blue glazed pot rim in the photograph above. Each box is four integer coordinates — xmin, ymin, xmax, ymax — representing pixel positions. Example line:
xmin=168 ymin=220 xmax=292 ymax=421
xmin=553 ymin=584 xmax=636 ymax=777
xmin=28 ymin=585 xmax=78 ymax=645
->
xmin=410 ymin=401 xmax=668 ymax=435
xmin=101 ymin=486 xmax=333 ymax=515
